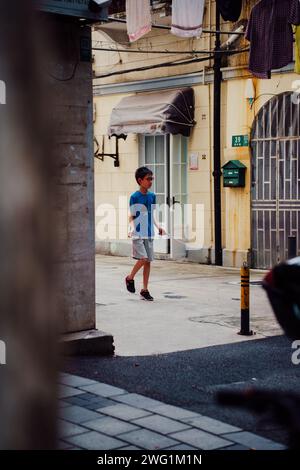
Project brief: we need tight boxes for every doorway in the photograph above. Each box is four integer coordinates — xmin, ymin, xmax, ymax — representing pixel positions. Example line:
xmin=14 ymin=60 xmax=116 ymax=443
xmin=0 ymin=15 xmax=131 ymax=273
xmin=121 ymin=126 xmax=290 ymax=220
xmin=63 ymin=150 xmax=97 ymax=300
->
xmin=139 ymin=134 xmax=188 ymax=259
xmin=251 ymin=92 xmax=300 ymax=269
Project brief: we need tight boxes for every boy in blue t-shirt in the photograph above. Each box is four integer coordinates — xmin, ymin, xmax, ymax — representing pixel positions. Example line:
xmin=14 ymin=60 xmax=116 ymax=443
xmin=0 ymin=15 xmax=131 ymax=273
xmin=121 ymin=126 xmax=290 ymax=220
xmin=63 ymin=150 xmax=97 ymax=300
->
xmin=125 ymin=166 xmax=165 ymax=301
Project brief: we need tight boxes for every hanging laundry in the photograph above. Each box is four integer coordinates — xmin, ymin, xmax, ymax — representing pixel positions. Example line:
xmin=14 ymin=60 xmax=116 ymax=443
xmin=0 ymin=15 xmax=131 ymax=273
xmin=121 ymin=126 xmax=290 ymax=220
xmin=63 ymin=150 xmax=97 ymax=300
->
xmin=289 ymin=0 xmax=300 ymax=74
xmin=126 ymin=0 xmax=151 ymax=43
xmin=246 ymin=0 xmax=295 ymax=79
xmin=171 ymin=0 xmax=205 ymax=38
xmin=289 ymin=0 xmax=300 ymax=24
xmin=217 ymin=0 xmax=242 ymax=23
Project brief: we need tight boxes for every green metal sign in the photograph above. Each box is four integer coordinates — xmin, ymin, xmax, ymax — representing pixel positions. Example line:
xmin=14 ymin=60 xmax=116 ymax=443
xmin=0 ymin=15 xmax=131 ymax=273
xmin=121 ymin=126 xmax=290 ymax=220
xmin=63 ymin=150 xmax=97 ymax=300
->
xmin=39 ymin=0 xmax=110 ymax=21
xmin=232 ymin=135 xmax=249 ymax=148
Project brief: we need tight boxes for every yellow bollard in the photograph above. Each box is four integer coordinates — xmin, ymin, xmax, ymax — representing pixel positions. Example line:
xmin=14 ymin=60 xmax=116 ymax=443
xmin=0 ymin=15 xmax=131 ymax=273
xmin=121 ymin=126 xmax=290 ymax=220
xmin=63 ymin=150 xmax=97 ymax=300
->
xmin=239 ymin=262 xmax=253 ymax=336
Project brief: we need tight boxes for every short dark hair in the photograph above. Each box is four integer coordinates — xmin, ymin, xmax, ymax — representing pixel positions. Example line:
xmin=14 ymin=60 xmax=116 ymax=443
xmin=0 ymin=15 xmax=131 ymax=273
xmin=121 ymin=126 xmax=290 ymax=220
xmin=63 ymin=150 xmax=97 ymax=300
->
xmin=135 ymin=166 xmax=153 ymax=184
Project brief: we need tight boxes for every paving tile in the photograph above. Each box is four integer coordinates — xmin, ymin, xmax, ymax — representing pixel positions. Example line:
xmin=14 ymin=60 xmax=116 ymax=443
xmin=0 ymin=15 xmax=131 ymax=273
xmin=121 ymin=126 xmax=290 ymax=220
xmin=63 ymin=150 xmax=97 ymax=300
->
xmin=75 ymin=393 xmax=101 ymax=402
xmin=150 ymin=404 xmax=200 ymax=421
xmin=58 ymin=440 xmax=75 ymax=450
xmin=79 ymin=383 xmax=126 ymax=398
xmin=181 ymin=416 xmax=241 ymax=435
xmin=84 ymin=396 xmax=116 ymax=407
xmin=98 ymin=404 xmax=151 ymax=421
xmin=64 ymin=396 xmax=115 ymax=408
xmin=170 ymin=429 xmax=233 ymax=450
xmin=64 ymin=431 xmax=126 ymax=450
xmin=86 ymin=401 xmax=115 ymax=413
xmin=113 ymin=393 xmax=165 ymax=410
xmin=60 ymin=405 xmax=104 ymax=424
xmin=64 ymin=397 xmax=88 ymax=407
xmin=222 ymin=444 xmax=250 ymax=450
xmin=118 ymin=446 xmax=141 ymax=450
xmin=223 ymin=432 xmax=286 ymax=450
xmin=132 ymin=415 xmax=190 ymax=435
xmin=58 ymin=419 xmax=89 ymax=438
xmin=116 ymin=429 xmax=179 ymax=450
xmin=59 ymin=386 xmax=86 ymax=399
xmin=166 ymin=444 xmax=198 ymax=450
xmin=84 ymin=401 xmax=117 ymax=411
xmin=84 ymin=416 xmax=139 ymax=436
xmin=58 ymin=374 xmax=97 ymax=388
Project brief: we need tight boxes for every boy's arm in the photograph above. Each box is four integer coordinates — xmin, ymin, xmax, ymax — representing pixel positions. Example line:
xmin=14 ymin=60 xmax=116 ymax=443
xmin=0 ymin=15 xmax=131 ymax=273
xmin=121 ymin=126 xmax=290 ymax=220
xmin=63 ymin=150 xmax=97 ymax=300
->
xmin=128 ymin=196 xmax=135 ymax=237
xmin=128 ymin=214 xmax=135 ymax=238
xmin=153 ymin=197 xmax=166 ymax=235
xmin=153 ymin=215 xmax=166 ymax=235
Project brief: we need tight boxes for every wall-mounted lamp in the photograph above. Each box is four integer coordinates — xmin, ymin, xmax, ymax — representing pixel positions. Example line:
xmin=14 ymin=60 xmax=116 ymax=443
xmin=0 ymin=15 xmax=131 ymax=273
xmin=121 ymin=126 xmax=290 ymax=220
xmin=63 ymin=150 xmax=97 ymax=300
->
xmin=94 ymin=135 xmax=120 ymax=167
xmin=245 ymin=78 xmax=255 ymax=107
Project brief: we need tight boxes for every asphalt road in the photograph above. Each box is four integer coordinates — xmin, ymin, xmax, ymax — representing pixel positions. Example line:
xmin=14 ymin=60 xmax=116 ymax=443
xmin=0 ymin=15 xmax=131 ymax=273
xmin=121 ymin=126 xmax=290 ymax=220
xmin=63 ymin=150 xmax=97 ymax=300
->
xmin=62 ymin=335 xmax=300 ymax=446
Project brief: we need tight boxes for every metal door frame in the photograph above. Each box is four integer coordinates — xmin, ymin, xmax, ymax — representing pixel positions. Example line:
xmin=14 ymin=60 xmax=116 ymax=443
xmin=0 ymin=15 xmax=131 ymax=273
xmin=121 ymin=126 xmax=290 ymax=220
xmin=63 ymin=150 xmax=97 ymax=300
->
xmin=250 ymin=92 xmax=300 ymax=269
xmin=139 ymin=134 xmax=171 ymax=254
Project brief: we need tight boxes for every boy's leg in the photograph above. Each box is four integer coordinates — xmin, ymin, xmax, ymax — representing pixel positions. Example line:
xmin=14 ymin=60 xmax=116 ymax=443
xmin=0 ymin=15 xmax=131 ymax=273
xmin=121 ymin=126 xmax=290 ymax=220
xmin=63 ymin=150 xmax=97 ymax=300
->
xmin=128 ymin=239 xmax=148 ymax=280
xmin=140 ymin=240 xmax=154 ymax=298
xmin=126 ymin=239 xmax=148 ymax=293
xmin=142 ymin=260 xmax=151 ymax=290
xmin=128 ymin=259 xmax=146 ymax=280
xmin=126 ymin=259 xmax=146 ymax=293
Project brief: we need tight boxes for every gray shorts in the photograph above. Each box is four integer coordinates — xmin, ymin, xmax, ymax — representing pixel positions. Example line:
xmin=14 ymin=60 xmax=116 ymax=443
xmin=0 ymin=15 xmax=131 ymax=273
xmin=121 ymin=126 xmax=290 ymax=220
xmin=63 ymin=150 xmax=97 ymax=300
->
xmin=132 ymin=238 xmax=154 ymax=262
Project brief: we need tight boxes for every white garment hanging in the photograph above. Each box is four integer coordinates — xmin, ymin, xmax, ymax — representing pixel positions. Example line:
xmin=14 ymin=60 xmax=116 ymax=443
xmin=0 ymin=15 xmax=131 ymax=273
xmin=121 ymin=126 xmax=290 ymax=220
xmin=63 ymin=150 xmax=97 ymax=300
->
xmin=171 ymin=0 xmax=205 ymax=38
xmin=126 ymin=0 xmax=152 ymax=43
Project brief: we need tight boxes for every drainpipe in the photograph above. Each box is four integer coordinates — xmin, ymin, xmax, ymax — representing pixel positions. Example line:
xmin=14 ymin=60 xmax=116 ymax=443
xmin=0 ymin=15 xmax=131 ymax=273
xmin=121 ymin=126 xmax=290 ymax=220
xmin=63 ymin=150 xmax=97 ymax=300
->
xmin=213 ymin=3 xmax=223 ymax=266
xmin=208 ymin=0 xmax=214 ymax=254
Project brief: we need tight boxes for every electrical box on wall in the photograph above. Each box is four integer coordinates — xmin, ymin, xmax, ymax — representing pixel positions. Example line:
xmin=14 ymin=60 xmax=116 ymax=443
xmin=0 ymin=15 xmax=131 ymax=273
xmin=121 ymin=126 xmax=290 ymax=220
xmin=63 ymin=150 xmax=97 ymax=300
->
xmin=222 ymin=160 xmax=246 ymax=188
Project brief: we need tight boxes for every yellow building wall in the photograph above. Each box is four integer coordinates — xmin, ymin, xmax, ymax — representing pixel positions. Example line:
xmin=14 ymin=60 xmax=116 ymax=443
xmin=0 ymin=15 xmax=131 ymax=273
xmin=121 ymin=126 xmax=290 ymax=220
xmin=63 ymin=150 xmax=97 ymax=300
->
xmin=93 ymin=0 xmax=299 ymax=266
xmin=223 ymin=73 xmax=299 ymax=265
xmin=94 ymin=94 xmax=139 ymax=242
xmin=94 ymin=73 xmax=299 ymax=264
xmin=94 ymin=82 xmax=217 ymax=252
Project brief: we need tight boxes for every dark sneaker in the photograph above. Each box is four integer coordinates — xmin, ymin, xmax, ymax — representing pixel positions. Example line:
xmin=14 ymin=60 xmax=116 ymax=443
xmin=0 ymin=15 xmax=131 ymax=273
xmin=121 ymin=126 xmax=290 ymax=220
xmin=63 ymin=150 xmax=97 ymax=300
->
xmin=125 ymin=276 xmax=135 ymax=293
xmin=140 ymin=289 xmax=154 ymax=301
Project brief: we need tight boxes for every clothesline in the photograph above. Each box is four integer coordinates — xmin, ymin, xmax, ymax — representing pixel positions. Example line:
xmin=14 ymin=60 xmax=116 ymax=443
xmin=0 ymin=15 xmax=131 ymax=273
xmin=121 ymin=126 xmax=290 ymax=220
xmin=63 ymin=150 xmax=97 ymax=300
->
xmin=106 ymin=17 xmax=245 ymax=36
xmin=92 ymin=46 xmax=249 ymax=55
xmin=123 ymin=0 xmax=243 ymax=41
xmin=93 ymin=47 xmax=250 ymax=80
xmin=94 ymin=54 xmax=213 ymax=79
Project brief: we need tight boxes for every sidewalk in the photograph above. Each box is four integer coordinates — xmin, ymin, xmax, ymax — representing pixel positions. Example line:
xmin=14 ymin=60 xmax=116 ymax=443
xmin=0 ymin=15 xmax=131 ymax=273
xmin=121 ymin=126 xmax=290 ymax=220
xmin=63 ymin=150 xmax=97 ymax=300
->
xmin=58 ymin=373 xmax=285 ymax=451
xmin=95 ymin=255 xmax=282 ymax=356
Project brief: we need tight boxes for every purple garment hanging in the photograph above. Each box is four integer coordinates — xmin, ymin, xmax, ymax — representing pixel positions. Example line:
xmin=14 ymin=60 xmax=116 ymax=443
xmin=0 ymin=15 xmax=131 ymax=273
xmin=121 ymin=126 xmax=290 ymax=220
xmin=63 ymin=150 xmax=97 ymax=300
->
xmin=289 ymin=0 xmax=300 ymax=25
xmin=246 ymin=0 xmax=295 ymax=79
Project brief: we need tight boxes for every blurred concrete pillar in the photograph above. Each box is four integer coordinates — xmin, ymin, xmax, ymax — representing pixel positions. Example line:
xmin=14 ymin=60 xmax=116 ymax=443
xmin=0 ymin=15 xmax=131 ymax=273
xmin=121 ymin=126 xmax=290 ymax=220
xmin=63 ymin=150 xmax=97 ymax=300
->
xmin=0 ymin=2 xmax=59 ymax=449
xmin=0 ymin=2 xmax=113 ymax=450
xmin=46 ymin=17 xmax=114 ymax=355
xmin=49 ymin=20 xmax=96 ymax=334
